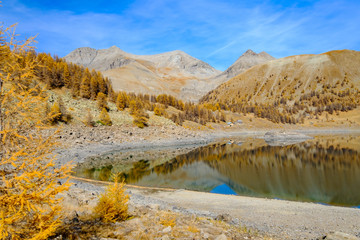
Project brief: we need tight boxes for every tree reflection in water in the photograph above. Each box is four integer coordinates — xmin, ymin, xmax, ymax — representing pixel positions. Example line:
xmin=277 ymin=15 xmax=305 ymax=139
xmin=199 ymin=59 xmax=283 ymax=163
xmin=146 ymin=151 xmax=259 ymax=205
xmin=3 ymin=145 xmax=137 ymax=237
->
xmin=77 ymin=135 xmax=360 ymax=207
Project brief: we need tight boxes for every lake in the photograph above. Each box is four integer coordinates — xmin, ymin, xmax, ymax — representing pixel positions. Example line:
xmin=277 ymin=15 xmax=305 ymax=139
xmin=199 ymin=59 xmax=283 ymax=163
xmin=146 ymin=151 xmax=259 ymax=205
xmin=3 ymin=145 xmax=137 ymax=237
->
xmin=73 ymin=134 xmax=360 ymax=207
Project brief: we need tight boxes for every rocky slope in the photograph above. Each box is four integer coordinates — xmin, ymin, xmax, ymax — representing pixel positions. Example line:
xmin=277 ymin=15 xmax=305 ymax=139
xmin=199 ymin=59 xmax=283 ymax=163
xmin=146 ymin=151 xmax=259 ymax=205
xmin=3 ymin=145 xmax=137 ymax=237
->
xmin=64 ymin=47 xmax=274 ymax=101
xmin=201 ymin=50 xmax=360 ymax=106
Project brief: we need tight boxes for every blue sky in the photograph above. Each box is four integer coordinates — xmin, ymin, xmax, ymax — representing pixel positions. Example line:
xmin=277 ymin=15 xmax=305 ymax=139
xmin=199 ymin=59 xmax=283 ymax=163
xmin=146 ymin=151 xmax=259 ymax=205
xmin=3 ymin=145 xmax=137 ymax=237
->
xmin=1 ymin=0 xmax=360 ymax=71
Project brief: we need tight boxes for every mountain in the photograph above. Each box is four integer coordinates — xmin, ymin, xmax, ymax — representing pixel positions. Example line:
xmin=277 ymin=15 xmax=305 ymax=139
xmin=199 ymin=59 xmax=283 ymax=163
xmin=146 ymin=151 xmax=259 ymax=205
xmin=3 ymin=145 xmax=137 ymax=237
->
xmin=196 ymin=49 xmax=275 ymax=98
xmin=214 ymin=49 xmax=275 ymax=83
xmin=64 ymin=47 xmax=274 ymax=101
xmin=201 ymin=50 xmax=360 ymax=121
xmin=64 ymin=46 xmax=221 ymax=101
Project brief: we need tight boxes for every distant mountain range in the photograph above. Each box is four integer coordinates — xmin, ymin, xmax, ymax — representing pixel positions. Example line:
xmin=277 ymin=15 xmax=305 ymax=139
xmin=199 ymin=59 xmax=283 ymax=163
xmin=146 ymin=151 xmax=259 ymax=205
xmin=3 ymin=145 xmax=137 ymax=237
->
xmin=64 ymin=46 xmax=274 ymax=101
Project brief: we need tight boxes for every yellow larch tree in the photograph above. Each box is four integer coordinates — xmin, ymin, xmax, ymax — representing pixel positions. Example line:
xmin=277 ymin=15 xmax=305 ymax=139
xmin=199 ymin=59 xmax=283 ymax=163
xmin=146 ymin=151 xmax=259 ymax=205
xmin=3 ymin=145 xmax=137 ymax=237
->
xmin=0 ymin=23 xmax=72 ymax=239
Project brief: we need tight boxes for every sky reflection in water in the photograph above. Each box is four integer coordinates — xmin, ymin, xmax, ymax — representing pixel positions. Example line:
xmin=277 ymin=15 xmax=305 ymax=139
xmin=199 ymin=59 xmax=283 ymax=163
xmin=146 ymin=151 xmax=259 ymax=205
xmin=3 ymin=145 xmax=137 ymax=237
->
xmin=75 ymin=135 xmax=360 ymax=207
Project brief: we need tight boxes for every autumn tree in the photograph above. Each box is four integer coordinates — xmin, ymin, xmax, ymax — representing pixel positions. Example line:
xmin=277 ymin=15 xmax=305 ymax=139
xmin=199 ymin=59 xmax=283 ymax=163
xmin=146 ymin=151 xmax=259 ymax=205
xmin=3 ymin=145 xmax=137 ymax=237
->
xmin=0 ymin=23 xmax=72 ymax=239
xmin=48 ymin=102 xmax=62 ymax=124
xmin=93 ymin=175 xmax=129 ymax=222
xmin=62 ymin=62 xmax=71 ymax=88
xmin=153 ymin=105 xmax=162 ymax=116
xmin=90 ymin=76 xmax=98 ymax=100
xmin=84 ymin=109 xmax=95 ymax=127
xmin=129 ymin=99 xmax=142 ymax=115
xmin=97 ymin=92 xmax=109 ymax=111
xmin=80 ymin=74 xmax=91 ymax=99
xmin=116 ymin=92 xmax=127 ymax=111
xmin=99 ymin=108 xmax=112 ymax=126
xmin=132 ymin=109 xmax=149 ymax=128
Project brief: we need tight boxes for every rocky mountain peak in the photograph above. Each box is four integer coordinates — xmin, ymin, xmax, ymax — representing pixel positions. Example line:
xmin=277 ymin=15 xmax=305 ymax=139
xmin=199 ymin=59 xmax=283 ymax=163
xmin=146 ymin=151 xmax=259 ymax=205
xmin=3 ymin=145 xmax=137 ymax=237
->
xmin=218 ymin=49 xmax=275 ymax=79
xmin=243 ymin=49 xmax=257 ymax=56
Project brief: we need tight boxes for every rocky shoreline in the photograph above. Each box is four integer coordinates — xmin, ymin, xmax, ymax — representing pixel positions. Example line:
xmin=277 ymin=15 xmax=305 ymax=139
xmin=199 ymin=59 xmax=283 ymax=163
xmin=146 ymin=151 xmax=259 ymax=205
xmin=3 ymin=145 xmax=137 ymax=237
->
xmin=56 ymin=126 xmax=360 ymax=239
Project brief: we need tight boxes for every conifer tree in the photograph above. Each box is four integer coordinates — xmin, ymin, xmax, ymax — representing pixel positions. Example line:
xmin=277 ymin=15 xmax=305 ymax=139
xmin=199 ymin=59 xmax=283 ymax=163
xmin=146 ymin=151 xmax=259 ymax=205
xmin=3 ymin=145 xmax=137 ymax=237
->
xmin=129 ymin=99 xmax=143 ymax=115
xmin=116 ymin=92 xmax=127 ymax=111
xmin=48 ymin=102 xmax=62 ymax=124
xmin=0 ymin=23 xmax=71 ymax=239
xmin=62 ymin=62 xmax=71 ymax=88
xmin=99 ymin=107 xmax=112 ymax=126
xmin=90 ymin=76 xmax=98 ymax=100
xmin=97 ymin=74 xmax=107 ymax=94
xmin=84 ymin=109 xmax=95 ymax=127
xmin=71 ymin=71 xmax=81 ymax=97
xmin=93 ymin=175 xmax=129 ymax=222
xmin=154 ymin=105 xmax=162 ymax=116
xmin=58 ymin=96 xmax=72 ymax=123
xmin=132 ymin=109 xmax=149 ymax=128
xmin=97 ymin=92 xmax=109 ymax=111
xmin=80 ymin=75 xmax=91 ymax=99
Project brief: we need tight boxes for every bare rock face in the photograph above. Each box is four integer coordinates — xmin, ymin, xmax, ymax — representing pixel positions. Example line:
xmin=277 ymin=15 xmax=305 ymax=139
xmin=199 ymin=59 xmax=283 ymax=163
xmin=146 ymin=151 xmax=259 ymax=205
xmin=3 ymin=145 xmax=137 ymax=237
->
xmin=64 ymin=47 xmax=97 ymax=66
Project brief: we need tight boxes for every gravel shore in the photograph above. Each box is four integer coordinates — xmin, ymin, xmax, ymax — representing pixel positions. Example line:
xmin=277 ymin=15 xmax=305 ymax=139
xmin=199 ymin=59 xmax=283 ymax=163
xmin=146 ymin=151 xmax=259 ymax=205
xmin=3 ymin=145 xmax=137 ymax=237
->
xmin=56 ymin=126 xmax=360 ymax=239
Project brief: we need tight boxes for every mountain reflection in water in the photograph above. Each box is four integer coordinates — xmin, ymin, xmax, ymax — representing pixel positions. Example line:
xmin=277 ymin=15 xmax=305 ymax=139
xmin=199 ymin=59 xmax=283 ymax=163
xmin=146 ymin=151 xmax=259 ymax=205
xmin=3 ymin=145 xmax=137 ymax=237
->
xmin=75 ymin=135 xmax=360 ymax=207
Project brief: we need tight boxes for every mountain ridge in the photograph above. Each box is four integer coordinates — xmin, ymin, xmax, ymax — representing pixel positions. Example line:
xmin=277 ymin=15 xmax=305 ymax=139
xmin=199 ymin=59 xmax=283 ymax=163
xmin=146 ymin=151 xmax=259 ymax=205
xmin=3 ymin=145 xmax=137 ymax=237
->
xmin=64 ymin=46 xmax=274 ymax=101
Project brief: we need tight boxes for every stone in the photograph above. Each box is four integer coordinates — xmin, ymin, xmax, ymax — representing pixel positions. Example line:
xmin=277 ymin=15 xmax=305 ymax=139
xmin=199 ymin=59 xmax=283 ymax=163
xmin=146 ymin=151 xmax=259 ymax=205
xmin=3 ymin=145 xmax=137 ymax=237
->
xmin=215 ymin=234 xmax=228 ymax=240
xmin=202 ymin=232 xmax=210 ymax=239
xmin=324 ymin=231 xmax=359 ymax=240
xmin=160 ymin=235 xmax=171 ymax=240
xmin=162 ymin=226 xmax=172 ymax=234
xmin=215 ymin=213 xmax=232 ymax=223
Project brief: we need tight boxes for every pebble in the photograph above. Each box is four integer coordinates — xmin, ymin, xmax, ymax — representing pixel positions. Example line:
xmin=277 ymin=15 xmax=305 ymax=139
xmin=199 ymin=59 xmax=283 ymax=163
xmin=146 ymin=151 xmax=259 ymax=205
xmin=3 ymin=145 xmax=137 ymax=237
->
xmin=162 ymin=226 xmax=172 ymax=233
xmin=215 ymin=233 xmax=228 ymax=240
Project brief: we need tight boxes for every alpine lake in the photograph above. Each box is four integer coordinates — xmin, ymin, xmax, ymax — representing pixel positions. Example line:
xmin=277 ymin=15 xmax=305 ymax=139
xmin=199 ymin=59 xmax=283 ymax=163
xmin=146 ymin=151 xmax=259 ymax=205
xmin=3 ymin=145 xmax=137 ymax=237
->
xmin=73 ymin=134 xmax=360 ymax=208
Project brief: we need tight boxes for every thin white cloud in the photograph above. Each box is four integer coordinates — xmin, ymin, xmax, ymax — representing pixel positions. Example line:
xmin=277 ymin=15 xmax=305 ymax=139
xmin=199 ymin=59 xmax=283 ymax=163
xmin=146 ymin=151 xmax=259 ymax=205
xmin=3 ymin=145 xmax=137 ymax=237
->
xmin=1 ymin=0 xmax=360 ymax=71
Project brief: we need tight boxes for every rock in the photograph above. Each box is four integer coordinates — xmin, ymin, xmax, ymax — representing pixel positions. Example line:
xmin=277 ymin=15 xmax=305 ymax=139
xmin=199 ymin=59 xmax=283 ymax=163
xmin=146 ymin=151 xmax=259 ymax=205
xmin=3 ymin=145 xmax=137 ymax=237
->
xmin=160 ymin=235 xmax=171 ymax=240
xmin=202 ymin=232 xmax=210 ymax=239
xmin=215 ymin=213 xmax=232 ymax=223
xmin=150 ymin=204 xmax=160 ymax=210
xmin=162 ymin=226 xmax=172 ymax=234
xmin=215 ymin=234 xmax=228 ymax=240
xmin=323 ymin=232 xmax=359 ymax=240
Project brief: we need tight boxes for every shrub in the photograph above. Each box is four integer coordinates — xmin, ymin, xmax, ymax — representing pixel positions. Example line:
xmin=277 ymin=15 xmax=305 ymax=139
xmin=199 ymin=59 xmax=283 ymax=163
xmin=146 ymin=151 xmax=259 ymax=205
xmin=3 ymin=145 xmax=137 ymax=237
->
xmin=93 ymin=176 xmax=129 ymax=223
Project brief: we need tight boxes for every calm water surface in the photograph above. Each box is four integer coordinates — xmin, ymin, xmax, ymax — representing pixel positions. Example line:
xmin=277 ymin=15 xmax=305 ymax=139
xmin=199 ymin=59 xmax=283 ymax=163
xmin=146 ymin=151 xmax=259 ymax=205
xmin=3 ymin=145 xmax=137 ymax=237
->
xmin=74 ymin=134 xmax=360 ymax=207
